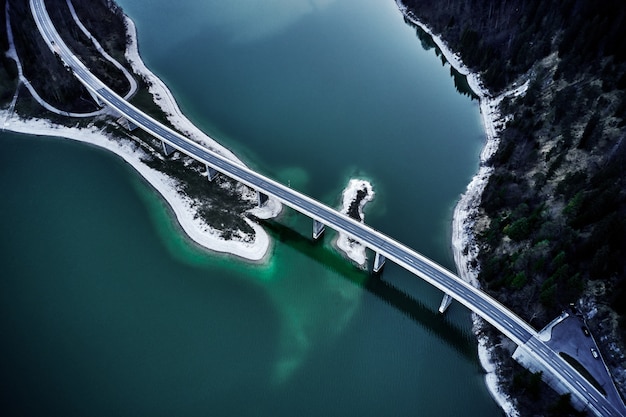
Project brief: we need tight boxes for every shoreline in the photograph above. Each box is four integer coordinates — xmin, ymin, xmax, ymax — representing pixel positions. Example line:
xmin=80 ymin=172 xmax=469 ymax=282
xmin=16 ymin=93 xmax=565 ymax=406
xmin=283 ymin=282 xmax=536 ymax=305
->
xmin=396 ymin=1 xmax=527 ymax=415
xmin=1 ymin=11 xmax=281 ymax=262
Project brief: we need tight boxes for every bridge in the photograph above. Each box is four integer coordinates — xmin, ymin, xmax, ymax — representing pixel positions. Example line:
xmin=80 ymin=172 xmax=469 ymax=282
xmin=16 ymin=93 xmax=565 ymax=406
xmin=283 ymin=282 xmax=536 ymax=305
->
xmin=29 ymin=0 xmax=624 ymax=415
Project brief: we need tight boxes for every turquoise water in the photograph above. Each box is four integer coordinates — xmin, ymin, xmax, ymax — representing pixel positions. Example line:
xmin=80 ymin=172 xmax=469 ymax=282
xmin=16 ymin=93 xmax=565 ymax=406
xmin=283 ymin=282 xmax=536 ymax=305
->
xmin=0 ymin=0 xmax=503 ymax=415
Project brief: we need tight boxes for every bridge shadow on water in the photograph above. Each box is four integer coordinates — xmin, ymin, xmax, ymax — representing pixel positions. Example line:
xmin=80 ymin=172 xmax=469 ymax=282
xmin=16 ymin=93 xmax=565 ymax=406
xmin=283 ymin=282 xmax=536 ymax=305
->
xmin=253 ymin=216 xmax=479 ymax=362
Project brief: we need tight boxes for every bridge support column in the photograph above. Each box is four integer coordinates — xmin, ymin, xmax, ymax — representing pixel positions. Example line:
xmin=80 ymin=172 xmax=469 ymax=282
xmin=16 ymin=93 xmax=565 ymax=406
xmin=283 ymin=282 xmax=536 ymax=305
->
xmin=438 ymin=293 xmax=453 ymax=314
xmin=313 ymin=219 xmax=325 ymax=240
xmin=373 ymin=252 xmax=386 ymax=273
xmin=206 ymin=165 xmax=219 ymax=181
xmin=257 ymin=191 xmax=268 ymax=207
xmin=116 ymin=117 xmax=138 ymax=131
xmin=162 ymin=141 xmax=175 ymax=156
xmin=86 ymin=87 xmax=104 ymax=108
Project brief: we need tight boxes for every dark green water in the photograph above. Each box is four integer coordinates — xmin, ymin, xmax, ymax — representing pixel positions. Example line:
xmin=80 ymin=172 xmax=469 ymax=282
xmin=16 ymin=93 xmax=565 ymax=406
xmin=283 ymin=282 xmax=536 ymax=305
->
xmin=0 ymin=0 xmax=503 ymax=415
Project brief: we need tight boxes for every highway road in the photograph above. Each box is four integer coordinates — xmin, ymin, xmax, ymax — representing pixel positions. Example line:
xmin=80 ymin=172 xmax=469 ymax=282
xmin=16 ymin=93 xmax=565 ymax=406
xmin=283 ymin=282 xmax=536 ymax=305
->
xmin=30 ymin=0 xmax=625 ymax=415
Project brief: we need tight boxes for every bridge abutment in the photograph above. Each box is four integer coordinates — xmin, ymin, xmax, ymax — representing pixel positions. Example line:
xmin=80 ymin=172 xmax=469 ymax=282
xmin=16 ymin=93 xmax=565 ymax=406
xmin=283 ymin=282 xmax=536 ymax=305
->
xmin=313 ymin=219 xmax=325 ymax=240
xmin=512 ymin=344 xmax=590 ymax=413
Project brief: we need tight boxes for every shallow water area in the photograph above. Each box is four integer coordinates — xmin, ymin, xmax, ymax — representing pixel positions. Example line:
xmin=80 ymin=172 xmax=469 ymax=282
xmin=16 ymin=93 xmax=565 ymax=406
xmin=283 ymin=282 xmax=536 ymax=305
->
xmin=1 ymin=0 xmax=503 ymax=415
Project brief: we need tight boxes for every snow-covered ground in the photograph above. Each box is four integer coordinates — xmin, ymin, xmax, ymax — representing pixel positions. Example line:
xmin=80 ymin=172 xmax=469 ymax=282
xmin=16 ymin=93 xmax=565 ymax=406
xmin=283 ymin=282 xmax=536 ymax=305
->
xmin=334 ymin=179 xmax=374 ymax=267
xmin=1 ymin=8 xmax=281 ymax=261
xmin=396 ymin=1 xmax=528 ymax=415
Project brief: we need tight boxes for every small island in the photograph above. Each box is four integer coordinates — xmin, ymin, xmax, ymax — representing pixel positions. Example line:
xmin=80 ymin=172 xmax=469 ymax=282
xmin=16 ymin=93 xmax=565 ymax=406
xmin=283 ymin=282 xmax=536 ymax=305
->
xmin=335 ymin=178 xmax=375 ymax=268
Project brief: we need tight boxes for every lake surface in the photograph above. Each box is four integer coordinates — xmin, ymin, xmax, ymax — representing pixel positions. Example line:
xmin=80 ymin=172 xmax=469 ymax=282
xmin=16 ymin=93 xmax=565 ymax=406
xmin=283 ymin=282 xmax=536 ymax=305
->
xmin=0 ymin=0 xmax=503 ymax=415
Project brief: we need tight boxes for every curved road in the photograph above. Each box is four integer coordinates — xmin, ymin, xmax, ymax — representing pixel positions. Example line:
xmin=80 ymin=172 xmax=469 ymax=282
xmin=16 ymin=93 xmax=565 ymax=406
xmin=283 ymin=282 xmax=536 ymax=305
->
xmin=30 ymin=1 xmax=624 ymax=415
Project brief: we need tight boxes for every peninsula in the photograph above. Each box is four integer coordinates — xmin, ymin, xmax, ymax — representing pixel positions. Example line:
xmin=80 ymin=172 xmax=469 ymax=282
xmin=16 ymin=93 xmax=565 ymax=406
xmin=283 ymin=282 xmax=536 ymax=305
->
xmin=1 ymin=0 xmax=282 ymax=261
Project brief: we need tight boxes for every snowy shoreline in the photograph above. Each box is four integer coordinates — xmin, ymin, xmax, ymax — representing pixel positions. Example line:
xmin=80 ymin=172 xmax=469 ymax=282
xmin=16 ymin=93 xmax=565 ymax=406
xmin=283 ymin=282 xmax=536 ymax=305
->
xmin=396 ymin=1 xmax=527 ymax=415
xmin=1 ymin=12 xmax=281 ymax=262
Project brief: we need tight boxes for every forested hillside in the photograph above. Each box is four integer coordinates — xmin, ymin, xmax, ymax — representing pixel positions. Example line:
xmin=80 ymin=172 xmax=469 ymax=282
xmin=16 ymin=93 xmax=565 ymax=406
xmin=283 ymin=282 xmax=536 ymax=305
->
xmin=402 ymin=0 xmax=626 ymax=414
xmin=0 ymin=0 xmax=19 ymax=107
xmin=402 ymin=0 xmax=626 ymax=92
xmin=1 ymin=0 xmax=128 ymax=114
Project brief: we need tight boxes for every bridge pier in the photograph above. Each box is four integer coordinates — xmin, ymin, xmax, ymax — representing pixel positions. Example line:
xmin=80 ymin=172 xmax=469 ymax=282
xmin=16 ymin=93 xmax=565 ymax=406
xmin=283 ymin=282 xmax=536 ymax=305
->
xmin=86 ymin=87 xmax=104 ymax=108
xmin=206 ymin=165 xmax=219 ymax=181
xmin=162 ymin=141 xmax=176 ymax=156
xmin=373 ymin=252 xmax=386 ymax=273
xmin=116 ymin=116 xmax=138 ymax=132
xmin=313 ymin=219 xmax=325 ymax=240
xmin=438 ymin=293 xmax=453 ymax=313
xmin=257 ymin=191 xmax=269 ymax=207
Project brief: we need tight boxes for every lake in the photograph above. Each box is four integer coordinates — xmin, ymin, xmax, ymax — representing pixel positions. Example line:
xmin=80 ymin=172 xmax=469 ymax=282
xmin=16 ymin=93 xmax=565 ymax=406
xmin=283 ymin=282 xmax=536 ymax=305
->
xmin=0 ymin=0 xmax=503 ymax=415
